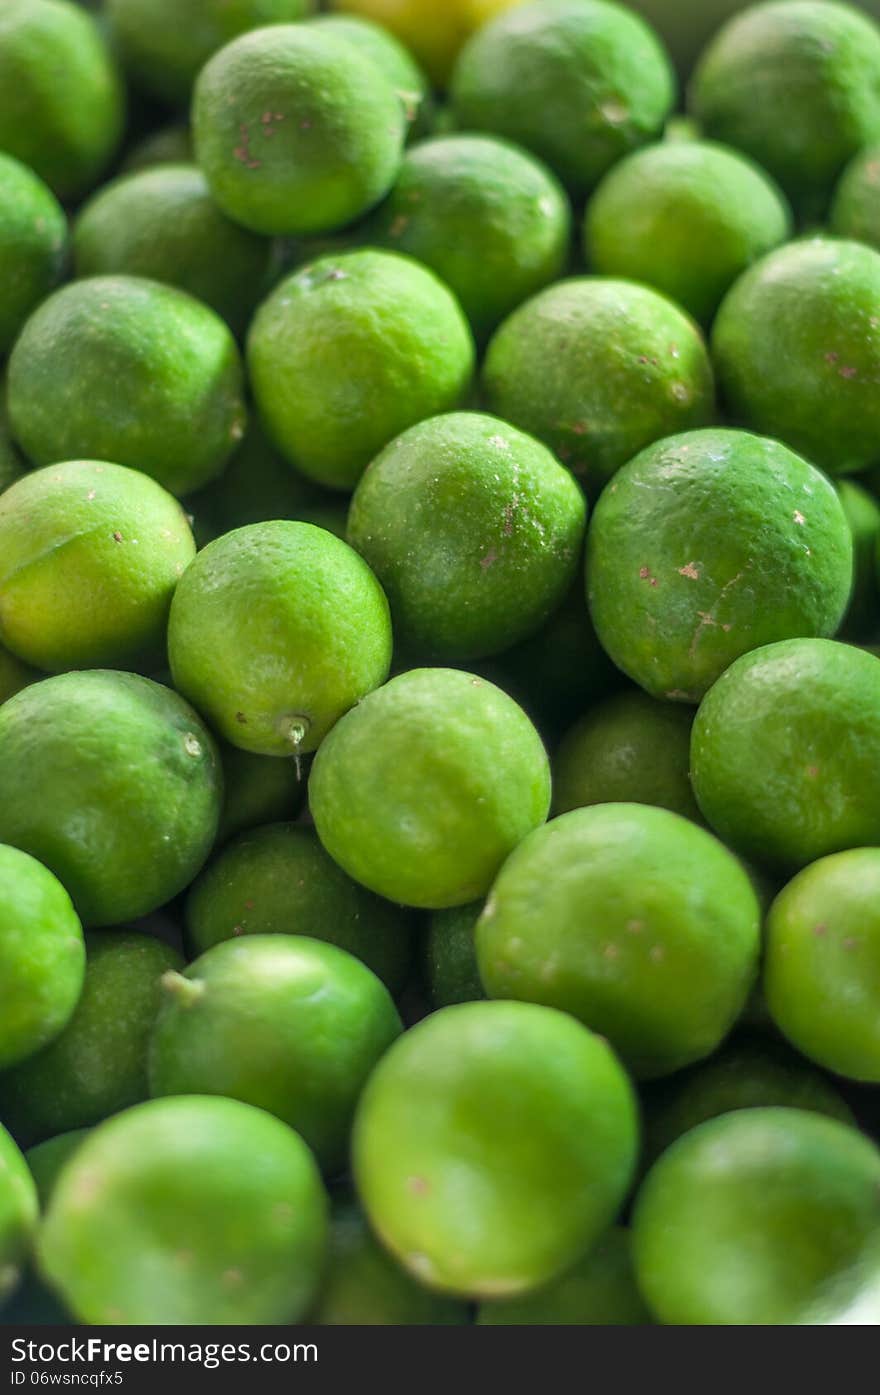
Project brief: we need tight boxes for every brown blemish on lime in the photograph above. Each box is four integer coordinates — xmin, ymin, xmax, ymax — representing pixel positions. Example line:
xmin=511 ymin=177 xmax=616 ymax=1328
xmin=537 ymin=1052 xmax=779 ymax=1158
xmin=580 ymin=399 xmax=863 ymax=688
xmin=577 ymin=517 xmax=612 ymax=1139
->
xmin=679 ymin=562 xmax=699 ymax=579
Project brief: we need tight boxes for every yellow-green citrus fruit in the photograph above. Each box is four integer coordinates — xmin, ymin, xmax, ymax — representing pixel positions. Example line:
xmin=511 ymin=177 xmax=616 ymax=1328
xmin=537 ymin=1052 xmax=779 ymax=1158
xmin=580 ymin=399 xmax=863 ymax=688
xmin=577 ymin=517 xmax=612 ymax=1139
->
xmin=477 ymin=803 xmax=760 ymax=1079
xmin=8 ymin=276 xmax=247 ymax=498
xmin=0 ymin=460 xmax=195 ymax=673
xmin=691 ymin=638 xmax=880 ymax=870
xmin=247 ymin=249 xmax=475 ymax=490
xmin=451 ymin=0 xmax=675 ymax=197
xmin=0 ymin=671 xmax=222 ymax=926
xmin=483 ymin=278 xmax=714 ymax=495
xmin=168 ymin=520 xmax=392 ymax=757
xmin=193 ymin=24 xmax=406 ymax=237
xmin=586 ymin=428 xmax=853 ymax=702
xmin=310 ymin=668 xmax=551 ymax=909
xmin=330 ymin=0 xmax=525 ymax=88
xmin=38 ymin=1095 xmax=328 ymax=1324
xmin=353 ymin=1000 xmax=639 ymax=1298
xmin=348 ymin=412 xmax=586 ymax=661
xmin=0 ymin=1125 xmax=38 ymax=1309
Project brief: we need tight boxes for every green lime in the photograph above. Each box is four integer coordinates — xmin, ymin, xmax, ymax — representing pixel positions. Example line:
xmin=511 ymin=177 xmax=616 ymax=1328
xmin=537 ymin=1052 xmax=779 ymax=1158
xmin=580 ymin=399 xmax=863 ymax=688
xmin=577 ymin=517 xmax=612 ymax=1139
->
xmin=73 ymin=166 xmax=274 ymax=335
xmin=309 ymin=14 xmax=432 ymax=140
xmin=489 ymin=579 xmax=622 ymax=738
xmin=25 ymin=1131 xmax=90 ymax=1208
xmin=633 ymin=1107 xmax=880 ymax=1325
xmin=329 ymin=0 xmax=525 ymax=89
xmin=0 ymin=931 xmax=183 ymax=1147
xmin=149 ymin=935 xmax=402 ymax=1175
xmin=831 ymin=146 xmax=880 ymax=248
xmin=641 ymin=1035 xmax=856 ymax=1170
xmin=0 ymin=671 xmax=222 ymax=926
xmin=354 ymin=1000 xmax=638 ymax=1298
xmin=190 ymin=421 xmax=349 ymax=539
xmin=477 ymin=804 xmax=760 ymax=1079
xmin=121 ymin=123 xmax=193 ymax=173
xmin=348 ymin=412 xmax=586 ymax=661
xmin=310 ymin=668 xmax=551 ymax=909
xmin=0 ymin=845 xmax=84 ymax=1073
xmin=423 ymin=902 xmax=485 ymax=1008
xmin=247 ymin=249 xmax=475 ymax=490
xmin=689 ymin=1 xmax=880 ymax=215
xmin=0 ymin=154 xmax=66 ymax=356
xmin=106 ymin=0 xmax=315 ymax=106
xmin=838 ymin=478 xmax=880 ymax=638
xmin=765 ymin=848 xmax=880 ymax=1082
xmin=0 ymin=1125 xmax=38 ymax=1308
xmin=168 ymin=520 xmax=392 ymax=756
xmin=477 ymin=1227 xmax=650 ymax=1325
xmin=0 ymin=0 xmax=124 ymax=199
xmin=450 ymin=0 xmax=675 ymax=197
xmin=310 ymin=1194 xmax=468 ymax=1324
xmin=691 ymin=638 xmax=880 ymax=870
xmin=193 ymin=25 xmax=405 ymax=238
xmin=586 ymin=428 xmax=853 ymax=702
xmin=366 ymin=134 xmax=571 ymax=343
xmin=8 ymin=276 xmax=247 ymax=498
xmin=0 ymin=460 xmax=196 ymax=673
xmin=552 ymin=691 xmax=700 ymax=822
xmin=585 ymin=139 xmax=791 ymax=324
xmin=712 ymin=239 xmax=880 ymax=477
xmin=215 ymin=742 xmax=305 ymax=846
xmin=0 ymin=646 xmax=38 ymax=706
xmin=185 ymin=823 xmax=413 ymax=996
xmin=38 ymin=1094 xmax=328 ymax=1324
xmin=483 ymin=278 xmax=714 ymax=496
xmin=0 ymin=385 xmax=25 ymax=498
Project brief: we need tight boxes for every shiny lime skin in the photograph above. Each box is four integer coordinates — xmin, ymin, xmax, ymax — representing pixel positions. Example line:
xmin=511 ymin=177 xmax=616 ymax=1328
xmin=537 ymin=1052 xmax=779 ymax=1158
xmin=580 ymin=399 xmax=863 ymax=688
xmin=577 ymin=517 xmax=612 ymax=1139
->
xmin=691 ymin=638 xmax=880 ymax=871
xmin=25 ymin=1131 xmax=90 ymax=1208
xmin=193 ymin=25 xmax=405 ymax=237
xmin=450 ymin=0 xmax=675 ymax=197
xmin=585 ymin=139 xmax=791 ymax=324
xmin=477 ymin=1227 xmax=650 ymax=1325
xmin=712 ymin=238 xmax=880 ymax=476
xmin=477 ymin=804 xmax=760 ymax=1079
xmin=215 ymin=742 xmax=305 ymax=845
xmin=353 ymin=1000 xmax=639 ymax=1298
xmin=633 ymin=1108 xmax=880 ymax=1325
xmin=831 ymin=146 xmax=880 ymax=248
xmin=309 ymin=15 xmax=432 ymax=140
xmin=641 ymin=1035 xmax=855 ymax=1170
xmin=8 ymin=276 xmax=247 ymax=498
xmin=0 ymin=671 xmax=222 ymax=927
xmin=765 ymin=849 xmax=880 ymax=1081
xmin=586 ymin=428 xmax=853 ymax=701
xmin=185 ymin=823 xmax=413 ymax=996
xmin=0 ymin=0 xmax=125 ymax=199
xmin=367 ymin=134 xmax=571 ymax=343
xmin=38 ymin=1095 xmax=328 ymax=1325
xmin=0 ymin=845 xmax=84 ymax=1072
xmin=0 ymin=460 xmax=196 ymax=673
xmin=310 ymin=668 xmax=551 ymax=910
xmin=168 ymin=521 xmax=392 ymax=756
xmin=689 ymin=1 xmax=880 ymax=214
xmin=838 ymin=478 xmax=880 ymax=638
xmin=552 ymin=691 xmax=700 ymax=822
xmin=310 ymin=1195 xmax=468 ymax=1325
xmin=483 ymin=278 xmax=714 ymax=496
xmin=0 ymin=931 xmax=183 ymax=1147
xmin=423 ymin=902 xmax=485 ymax=1009
xmin=106 ymin=0 xmax=314 ymax=106
xmin=0 ymin=1125 xmax=38 ymax=1309
xmin=150 ymin=936 xmax=401 ymax=1175
xmin=73 ymin=166 xmax=274 ymax=334
xmin=247 ymin=250 xmax=475 ymax=490
xmin=0 ymin=154 xmax=66 ymax=356
xmin=348 ymin=412 xmax=586 ymax=661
